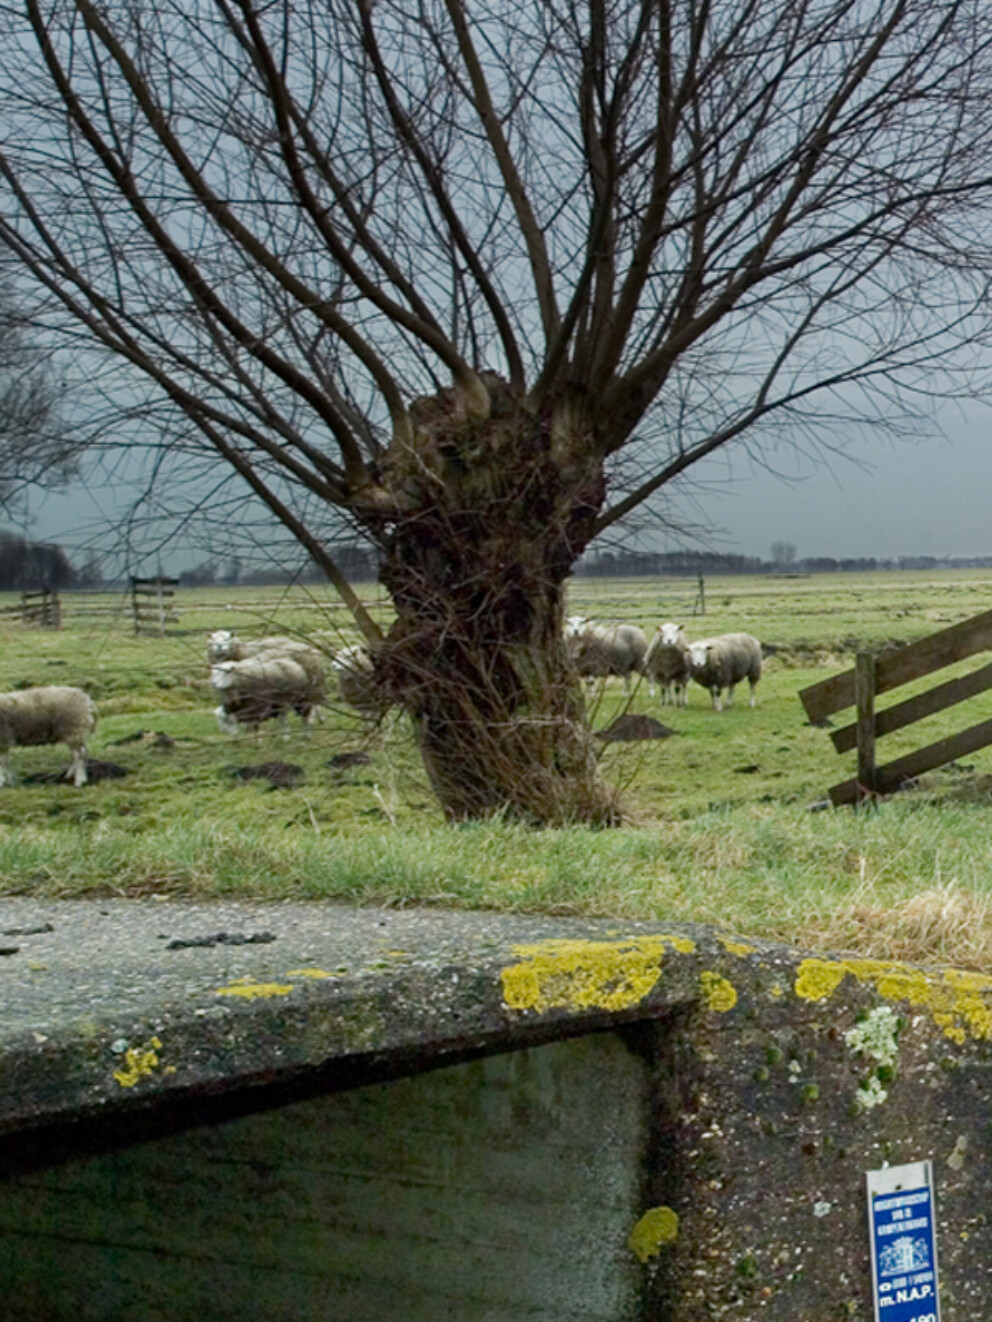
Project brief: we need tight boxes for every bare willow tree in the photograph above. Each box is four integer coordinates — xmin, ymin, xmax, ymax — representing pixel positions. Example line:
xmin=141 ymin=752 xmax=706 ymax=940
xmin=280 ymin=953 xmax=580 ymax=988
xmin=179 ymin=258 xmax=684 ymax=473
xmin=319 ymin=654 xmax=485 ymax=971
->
xmin=3 ymin=0 xmax=992 ymax=822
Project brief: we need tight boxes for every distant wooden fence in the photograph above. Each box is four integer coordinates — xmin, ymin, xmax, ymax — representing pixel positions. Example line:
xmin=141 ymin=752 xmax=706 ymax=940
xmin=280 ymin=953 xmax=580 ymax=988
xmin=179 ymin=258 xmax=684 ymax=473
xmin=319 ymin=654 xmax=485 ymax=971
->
xmin=20 ymin=589 xmax=61 ymax=629
xmin=799 ymin=609 xmax=992 ymax=805
xmin=0 ymin=588 xmax=62 ymax=629
xmin=131 ymin=576 xmax=180 ymax=636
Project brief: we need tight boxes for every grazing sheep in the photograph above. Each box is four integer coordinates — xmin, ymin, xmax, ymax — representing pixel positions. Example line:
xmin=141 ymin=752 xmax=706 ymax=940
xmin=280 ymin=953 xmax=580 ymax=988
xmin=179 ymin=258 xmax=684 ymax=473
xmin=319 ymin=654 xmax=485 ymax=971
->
xmin=0 ymin=686 xmax=97 ymax=787
xmin=211 ymin=655 xmax=324 ymax=737
xmin=687 ymin=633 xmax=762 ymax=711
xmin=331 ymin=644 xmax=387 ymax=718
xmin=644 ymin=622 xmax=691 ymax=707
xmin=567 ymin=621 xmax=648 ymax=693
xmin=207 ymin=629 xmax=324 ymax=671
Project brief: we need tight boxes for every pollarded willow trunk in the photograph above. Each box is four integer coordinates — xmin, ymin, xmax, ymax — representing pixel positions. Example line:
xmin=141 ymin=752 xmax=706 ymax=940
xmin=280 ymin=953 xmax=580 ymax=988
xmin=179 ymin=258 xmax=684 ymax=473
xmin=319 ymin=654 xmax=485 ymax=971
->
xmin=367 ymin=377 xmax=623 ymax=825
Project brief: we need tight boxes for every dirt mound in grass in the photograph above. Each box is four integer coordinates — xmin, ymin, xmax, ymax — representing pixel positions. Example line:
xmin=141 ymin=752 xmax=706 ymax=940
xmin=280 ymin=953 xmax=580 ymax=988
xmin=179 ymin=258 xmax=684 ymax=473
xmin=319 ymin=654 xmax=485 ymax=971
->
xmin=595 ymin=714 xmax=675 ymax=742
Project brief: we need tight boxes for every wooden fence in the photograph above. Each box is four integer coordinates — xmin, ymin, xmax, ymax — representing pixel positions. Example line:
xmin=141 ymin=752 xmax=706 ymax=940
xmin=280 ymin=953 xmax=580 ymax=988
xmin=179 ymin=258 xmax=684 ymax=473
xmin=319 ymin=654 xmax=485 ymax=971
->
xmin=799 ymin=608 xmax=992 ymax=805
xmin=20 ymin=589 xmax=61 ymax=629
xmin=0 ymin=589 xmax=62 ymax=629
xmin=131 ymin=576 xmax=180 ymax=636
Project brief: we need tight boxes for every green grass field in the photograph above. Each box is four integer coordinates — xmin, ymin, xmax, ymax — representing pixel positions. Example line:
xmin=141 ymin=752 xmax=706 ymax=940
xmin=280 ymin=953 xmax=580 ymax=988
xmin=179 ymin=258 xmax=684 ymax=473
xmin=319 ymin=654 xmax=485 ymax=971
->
xmin=2 ymin=570 xmax=992 ymax=966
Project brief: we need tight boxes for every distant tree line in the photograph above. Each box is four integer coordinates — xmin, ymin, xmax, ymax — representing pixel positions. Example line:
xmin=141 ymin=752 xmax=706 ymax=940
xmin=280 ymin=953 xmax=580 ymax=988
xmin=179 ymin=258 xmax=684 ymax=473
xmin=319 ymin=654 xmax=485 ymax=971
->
xmin=576 ymin=550 xmax=992 ymax=577
xmin=0 ymin=531 xmax=103 ymax=590
xmin=179 ymin=541 xmax=379 ymax=588
xmin=9 ymin=535 xmax=985 ymax=593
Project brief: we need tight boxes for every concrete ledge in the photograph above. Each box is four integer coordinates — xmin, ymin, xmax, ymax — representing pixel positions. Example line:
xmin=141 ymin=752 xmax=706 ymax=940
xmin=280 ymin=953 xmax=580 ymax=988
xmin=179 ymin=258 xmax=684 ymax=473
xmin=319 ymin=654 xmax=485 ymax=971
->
xmin=0 ymin=900 xmax=740 ymax=1136
xmin=2 ymin=898 xmax=992 ymax=1318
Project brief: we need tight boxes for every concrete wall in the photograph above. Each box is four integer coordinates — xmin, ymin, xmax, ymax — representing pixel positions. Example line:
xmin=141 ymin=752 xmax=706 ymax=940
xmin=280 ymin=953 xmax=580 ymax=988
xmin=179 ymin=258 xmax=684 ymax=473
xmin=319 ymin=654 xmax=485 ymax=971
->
xmin=0 ymin=1032 xmax=654 ymax=1321
xmin=3 ymin=905 xmax=992 ymax=1319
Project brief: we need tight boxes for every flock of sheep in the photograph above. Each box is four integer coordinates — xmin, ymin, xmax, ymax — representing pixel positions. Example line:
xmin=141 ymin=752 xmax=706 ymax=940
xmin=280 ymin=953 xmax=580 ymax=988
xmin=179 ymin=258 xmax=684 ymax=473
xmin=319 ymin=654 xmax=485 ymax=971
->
xmin=0 ymin=616 xmax=761 ymax=787
xmin=565 ymin=616 xmax=762 ymax=712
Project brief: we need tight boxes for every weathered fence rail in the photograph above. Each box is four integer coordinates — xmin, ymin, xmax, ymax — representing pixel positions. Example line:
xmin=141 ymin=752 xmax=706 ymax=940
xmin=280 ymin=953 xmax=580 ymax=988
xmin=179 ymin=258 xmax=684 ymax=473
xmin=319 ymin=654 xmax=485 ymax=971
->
xmin=799 ymin=607 xmax=992 ymax=804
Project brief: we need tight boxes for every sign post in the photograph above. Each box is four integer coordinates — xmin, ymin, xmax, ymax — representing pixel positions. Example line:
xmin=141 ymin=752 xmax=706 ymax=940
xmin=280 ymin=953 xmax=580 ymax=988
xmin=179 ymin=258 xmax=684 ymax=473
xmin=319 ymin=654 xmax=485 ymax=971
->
xmin=866 ymin=1161 xmax=941 ymax=1322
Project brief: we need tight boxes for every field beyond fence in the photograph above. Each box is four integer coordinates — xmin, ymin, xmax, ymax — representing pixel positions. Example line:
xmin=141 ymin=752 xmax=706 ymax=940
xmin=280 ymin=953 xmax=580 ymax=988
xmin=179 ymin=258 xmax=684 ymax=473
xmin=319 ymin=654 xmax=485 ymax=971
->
xmin=1 ymin=570 xmax=992 ymax=967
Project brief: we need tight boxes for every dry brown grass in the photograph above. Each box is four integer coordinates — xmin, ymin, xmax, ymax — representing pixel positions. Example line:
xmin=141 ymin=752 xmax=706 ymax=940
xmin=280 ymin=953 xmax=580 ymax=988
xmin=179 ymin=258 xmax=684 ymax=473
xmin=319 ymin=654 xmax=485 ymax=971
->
xmin=799 ymin=878 xmax=992 ymax=970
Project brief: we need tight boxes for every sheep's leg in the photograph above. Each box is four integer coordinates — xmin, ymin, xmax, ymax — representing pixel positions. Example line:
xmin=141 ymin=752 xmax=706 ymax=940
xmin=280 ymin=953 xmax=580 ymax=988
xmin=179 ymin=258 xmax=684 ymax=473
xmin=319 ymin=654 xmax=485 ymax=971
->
xmin=726 ymin=683 xmax=736 ymax=707
xmin=711 ymin=688 xmax=723 ymax=712
xmin=279 ymin=711 xmax=291 ymax=741
xmin=66 ymin=743 xmax=88 ymax=787
xmin=748 ymin=679 xmax=758 ymax=708
xmin=0 ymin=751 xmax=14 ymax=787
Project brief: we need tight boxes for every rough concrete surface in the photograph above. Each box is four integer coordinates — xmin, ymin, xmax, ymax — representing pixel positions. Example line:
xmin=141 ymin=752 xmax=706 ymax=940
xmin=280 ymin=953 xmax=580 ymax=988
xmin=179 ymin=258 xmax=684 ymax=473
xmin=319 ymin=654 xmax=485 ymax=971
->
xmin=0 ymin=899 xmax=991 ymax=1319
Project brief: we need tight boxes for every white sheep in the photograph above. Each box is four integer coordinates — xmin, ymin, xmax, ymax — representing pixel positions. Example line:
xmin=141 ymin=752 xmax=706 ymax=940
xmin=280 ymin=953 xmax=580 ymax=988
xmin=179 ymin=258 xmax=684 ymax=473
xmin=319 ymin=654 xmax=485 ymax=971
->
xmin=0 ymin=686 xmax=97 ymax=787
xmin=331 ymin=644 xmax=387 ymax=717
xmin=687 ymin=633 xmax=762 ymax=711
xmin=207 ymin=629 xmax=324 ymax=670
xmin=644 ymin=622 xmax=691 ymax=707
xmin=211 ymin=654 xmax=325 ymax=737
xmin=566 ymin=621 xmax=648 ymax=694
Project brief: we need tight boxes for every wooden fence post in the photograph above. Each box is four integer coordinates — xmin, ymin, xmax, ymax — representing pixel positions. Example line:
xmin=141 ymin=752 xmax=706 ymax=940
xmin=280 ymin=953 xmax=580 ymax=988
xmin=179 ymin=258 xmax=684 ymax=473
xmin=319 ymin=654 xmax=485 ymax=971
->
xmin=855 ymin=651 xmax=876 ymax=805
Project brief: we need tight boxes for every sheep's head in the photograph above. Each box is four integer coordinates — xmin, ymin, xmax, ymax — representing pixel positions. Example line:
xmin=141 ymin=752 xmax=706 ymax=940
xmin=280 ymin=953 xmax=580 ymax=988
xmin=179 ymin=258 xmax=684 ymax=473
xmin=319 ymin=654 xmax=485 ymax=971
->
xmin=332 ymin=644 xmax=373 ymax=676
xmin=658 ymin=622 xmax=685 ymax=647
xmin=688 ymin=641 xmax=712 ymax=669
xmin=208 ymin=629 xmax=237 ymax=661
xmin=563 ymin=615 xmax=592 ymax=638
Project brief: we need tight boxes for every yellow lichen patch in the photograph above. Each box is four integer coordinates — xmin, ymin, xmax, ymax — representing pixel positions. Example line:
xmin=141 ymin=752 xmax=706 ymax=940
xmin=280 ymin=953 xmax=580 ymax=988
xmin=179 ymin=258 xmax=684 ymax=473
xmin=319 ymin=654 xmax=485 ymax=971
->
xmin=794 ymin=959 xmax=849 ymax=1002
xmin=216 ymin=976 xmax=294 ymax=999
xmin=628 ymin=1206 xmax=680 ymax=1262
xmin=501 ymin=935 xmax=694 ymax=1013
xmin=719 ymin=937 xmax=757 ymax=957
xmin=286 ymin=968 xmax=340 ymax=980
xmin=700 ymin=971 xmax=738 ymax=1013
xmin=114 ymin=1037 xmax=163 ymax=1089
xmin=795 ymin=958 xmax=992 ymax=1042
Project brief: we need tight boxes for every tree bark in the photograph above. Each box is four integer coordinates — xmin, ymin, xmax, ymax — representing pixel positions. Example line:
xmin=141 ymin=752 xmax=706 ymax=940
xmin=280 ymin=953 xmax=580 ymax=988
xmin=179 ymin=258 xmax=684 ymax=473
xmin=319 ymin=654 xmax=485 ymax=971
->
xmin=370 ymin=377 xmax=622 ymax=825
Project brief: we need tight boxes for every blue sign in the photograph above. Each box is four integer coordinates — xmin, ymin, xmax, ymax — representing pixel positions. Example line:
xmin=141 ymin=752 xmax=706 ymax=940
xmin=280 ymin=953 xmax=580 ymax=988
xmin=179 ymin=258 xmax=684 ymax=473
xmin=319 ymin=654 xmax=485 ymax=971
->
xmin=867 ymin=1162 xmax=941 ymax=1322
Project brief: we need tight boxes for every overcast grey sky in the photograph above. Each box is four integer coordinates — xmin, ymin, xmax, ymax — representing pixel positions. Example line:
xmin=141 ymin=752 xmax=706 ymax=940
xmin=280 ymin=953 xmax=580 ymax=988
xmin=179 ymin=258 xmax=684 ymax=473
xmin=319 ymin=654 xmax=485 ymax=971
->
xmin=686 ymin=404 xmax=992 ymax=561
xmin=15 ymin=396 xmax=992 ymax=570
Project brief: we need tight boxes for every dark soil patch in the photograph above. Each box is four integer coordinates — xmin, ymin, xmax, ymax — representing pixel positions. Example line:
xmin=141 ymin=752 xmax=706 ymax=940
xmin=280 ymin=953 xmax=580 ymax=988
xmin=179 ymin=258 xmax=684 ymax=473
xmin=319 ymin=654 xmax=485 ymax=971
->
xmin=328 ymin=751 xmax=372 ymax=770
xmin=22 ymin=760 xmax=130 ymax=785
xmin=232 ymin=762 xmax=304 ymax=789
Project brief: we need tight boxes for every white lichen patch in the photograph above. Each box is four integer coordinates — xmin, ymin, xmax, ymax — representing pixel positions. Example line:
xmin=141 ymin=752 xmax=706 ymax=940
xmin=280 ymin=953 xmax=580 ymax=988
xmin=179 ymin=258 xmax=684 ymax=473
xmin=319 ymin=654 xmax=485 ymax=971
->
xmin=845 ymin=1006 xmax=902 ymax=1112
xmin=854 ymin=1075 xmax=888 ymax=1112
xmin=845 ymin=1006 xmax=901 ymax=1067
